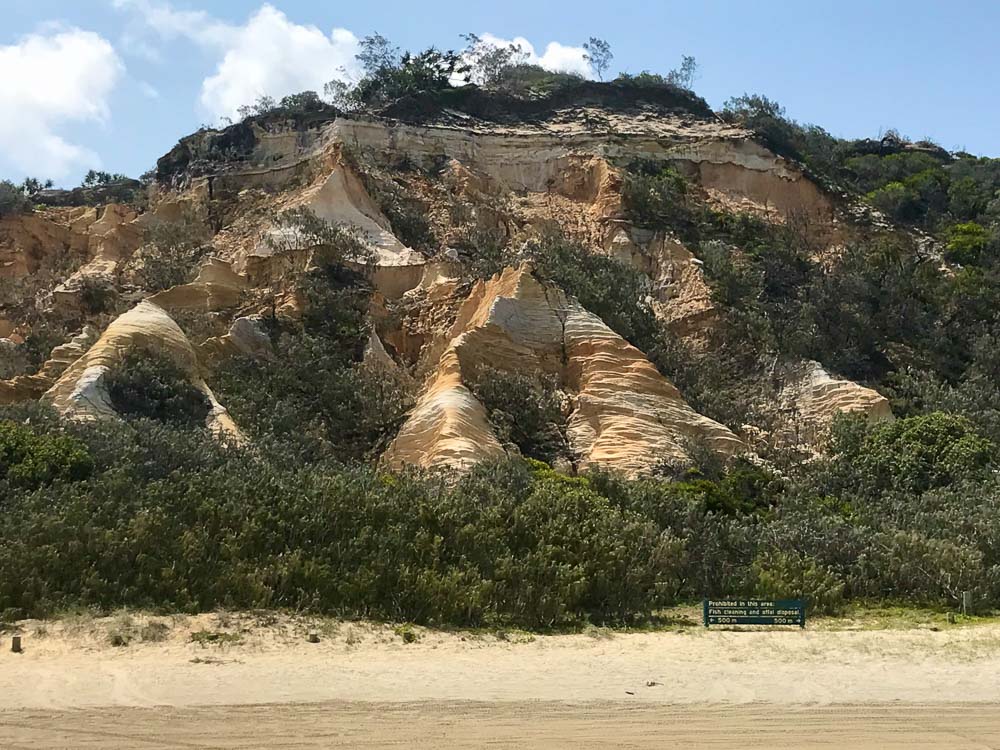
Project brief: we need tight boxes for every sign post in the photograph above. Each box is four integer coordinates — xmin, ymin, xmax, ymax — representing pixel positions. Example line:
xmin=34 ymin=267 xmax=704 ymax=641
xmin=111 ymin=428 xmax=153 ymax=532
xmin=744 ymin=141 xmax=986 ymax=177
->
xmin=703 ymin=599 xmax=805 ymax=628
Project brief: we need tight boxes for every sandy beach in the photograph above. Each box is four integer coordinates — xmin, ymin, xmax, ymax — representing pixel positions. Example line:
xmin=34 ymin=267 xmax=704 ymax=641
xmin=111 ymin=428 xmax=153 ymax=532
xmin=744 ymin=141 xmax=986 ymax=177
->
xmin=2 ymin=612 xmax=1000 ymax=747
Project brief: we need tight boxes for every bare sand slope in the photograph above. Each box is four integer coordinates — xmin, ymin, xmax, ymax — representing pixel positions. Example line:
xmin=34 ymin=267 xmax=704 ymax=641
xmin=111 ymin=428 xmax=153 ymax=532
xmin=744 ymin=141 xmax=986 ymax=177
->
xmin=3 ymin=614 xmax=1000 ymax=748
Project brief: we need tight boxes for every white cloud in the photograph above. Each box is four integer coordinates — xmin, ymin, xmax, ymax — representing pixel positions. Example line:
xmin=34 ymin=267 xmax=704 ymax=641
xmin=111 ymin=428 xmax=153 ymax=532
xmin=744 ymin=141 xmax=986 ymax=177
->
xmin=200 ymin=8 xmax=358 ymax=121
xmin=112 ymin=0 xmax=234 ymax=48
xmin=114 ymin=1 xmax=359 ymax=122
xmin=0 ymin=28 xmax=123 ymax=179
xmin=138 ymin=81 xmax=160 ymax=99
xmin=477 ymin=33 xmax=593 ymax=78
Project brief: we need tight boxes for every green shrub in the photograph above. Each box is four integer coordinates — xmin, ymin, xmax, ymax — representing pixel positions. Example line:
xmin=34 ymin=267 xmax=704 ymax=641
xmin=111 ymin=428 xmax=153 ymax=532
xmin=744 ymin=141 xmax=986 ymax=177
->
xmin=753 ymin=550 xmax=845 ymax=615
xmin=830 ymin=412 xmax=995 ymax=495
xmin=358 ymin=174 xmax=437 ymax=253
xmin=469 ymin=366 xmax=568 ymax=464
xmin=452 ymin=226 xmax=510 ymax=280
xmin=621 ymin=163 xmax=697 ymax=233
xmin=2 ymin=408 xmax=1000 ymax=621
xmin=105 ymin=349 xmax=210 ymax=428
xmin=867 ymin=530 xmax=988 ymax=604
xmin=0 ymin=180 xmax=31 ymax=217
xmin=346 ymin=35 xmax=463 ymax=108
xmin=616 ymin=56 xmax=698 ymax=92
xmin=216 ymin=343 xmax=410 ymax=464
xmin=214 ymin=253 xmax=408 ymax=463
xmin=525 ymin=233 xmax=663 ymax=360
xmin=135 ymin=214 xmax=210 ymax=292
xmin=944 ymin=222 xmax=991 ymax=265
xmin=78 ymin=276 xmax=118 ymax=315
xmin=489 ymin=64 xmax=584 ymax=98
xmin=394 ymin=623 xmax=421 ymax=643
xmin=0 ymin=420 xmax=93 ymax=490
xmin=0 ymin=429 xmax=677 ymax=627
xmin=720 ymin=94 xmax=803 ymax=160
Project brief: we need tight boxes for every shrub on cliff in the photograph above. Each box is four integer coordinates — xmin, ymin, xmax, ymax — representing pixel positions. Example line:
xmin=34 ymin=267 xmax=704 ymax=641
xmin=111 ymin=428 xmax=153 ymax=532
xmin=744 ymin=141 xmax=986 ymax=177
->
xmin=944 ymin=222 xmax=992 ymax=265
xmin=0 ymin=180 xmax=32 ymax=217
xmin=525 ymin=232 xmax=663 ymax=361
xmin=621 ymin=162 xmax=698 ymax=233
xmin=348 ymin=34 xmax=463 ymax=108
xmin=470 ymin=366 xmax=569 ymax=464
xmin=213 ymin=226 xmax=407 ymax=463
xmin=134 ymin=213 xmax=210 ymax=292
xmin=105 ymin=349 xmax=210 ymax=428
xmin=721 ymin=93 xmax=801 ymax=159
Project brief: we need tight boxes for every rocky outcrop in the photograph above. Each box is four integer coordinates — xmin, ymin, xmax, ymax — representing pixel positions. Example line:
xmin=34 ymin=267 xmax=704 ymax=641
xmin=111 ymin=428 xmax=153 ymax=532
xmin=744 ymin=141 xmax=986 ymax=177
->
xmin=44 ymin=301 xmax=241 ymax=441
xmin=51 ymin=204 xmax=144 ymax=304
xmin=670 ymin=139 xmax=836 ymax=223
xmin=199 ymin=315 xmax=273 ymax=366
xmin=0 ymin=210 xmax=88 ymax=278
xmin=2 ymin=94 xmax=882 ymax=466
xmin=384 ymin=265 xmax=743 ymax=476
xmin=0 ymin=326 xmax=99 ymax=405
xmin=779 ymin=360 xmax=893 ymax=445
xmin=299 ymin=159 xmax=426 ymax=298
xmin=241 ymin=156 xmax=426 ymax=299
xmin=149 ymin=257 xmax=247 ymax=312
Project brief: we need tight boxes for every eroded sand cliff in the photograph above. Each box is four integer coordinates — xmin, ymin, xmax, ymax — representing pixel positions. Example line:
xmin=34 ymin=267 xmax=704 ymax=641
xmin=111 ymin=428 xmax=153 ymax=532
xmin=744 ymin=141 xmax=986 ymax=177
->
xmin=1 ymin=95 xmax=892 ymax=473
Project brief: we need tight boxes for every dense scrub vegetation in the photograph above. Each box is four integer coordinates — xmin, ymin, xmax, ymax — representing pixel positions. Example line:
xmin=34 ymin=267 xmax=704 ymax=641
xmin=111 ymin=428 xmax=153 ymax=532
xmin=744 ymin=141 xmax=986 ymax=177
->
xmin=0 ymin=178 xmax=50 ymax=217
xmin=228 ymin=32 xmax=706 ymax=131
xmin=469 ymin=366 xmax=569 ymax=465
xmin=620 ymin=157 xmax=1000 ymax=446
xmin=105 ymin=350 xmax=209 ymax=428
xmin=128 ymin=211 xmax=210 ymax=293
xmin=2 ymin=405 xmax=997 ymax=624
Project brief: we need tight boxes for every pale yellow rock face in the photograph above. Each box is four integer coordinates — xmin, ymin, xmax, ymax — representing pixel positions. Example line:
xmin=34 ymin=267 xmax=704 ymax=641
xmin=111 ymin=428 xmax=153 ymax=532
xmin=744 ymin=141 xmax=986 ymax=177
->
xmin=384 ymin=265 xmax=743 ymax=476
xmin=0 ymin=212 xmax=82 ymax=278
xmin=780 ymin=360 xmax=893 ymax=445
xmin=301 ymin=161 xmax=422 ymax=269
xmin=383 ymin=346 xmax=507 ymax=473
xmin=149 ymin=257 xmax=247 ymax=312
xmin=44 ymin=301 xmax=241 ymax=442
xmin=671 ymin=139 xmax=836 ymax=224
xmin=0 ymin=375 xmax=47 ymax=406
xmin=1 ymin=104 xmax=877 ymax=465
xmin=610 ymin=231 xmax=718 ymax=340
xmin=0 ymin=326 xmax=99 ymax=405
xmin=243 ymin=156 xmax=426 ymax=299
xmin=199 ymin=316 xmax=273 ymax=368
xmin=52 ymin=205 xmax=144 ymax=303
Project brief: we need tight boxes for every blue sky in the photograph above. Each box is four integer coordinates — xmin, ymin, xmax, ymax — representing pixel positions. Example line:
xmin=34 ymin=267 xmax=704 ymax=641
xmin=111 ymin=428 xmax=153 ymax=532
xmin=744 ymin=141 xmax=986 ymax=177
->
xmin=2 ymin=0 xmax=998 ymax=186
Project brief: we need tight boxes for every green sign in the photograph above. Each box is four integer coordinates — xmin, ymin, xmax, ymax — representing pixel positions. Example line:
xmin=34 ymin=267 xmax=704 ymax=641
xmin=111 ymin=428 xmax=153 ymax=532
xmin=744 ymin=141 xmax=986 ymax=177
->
xmin=703 ymin=599 xmax=805 ymax=628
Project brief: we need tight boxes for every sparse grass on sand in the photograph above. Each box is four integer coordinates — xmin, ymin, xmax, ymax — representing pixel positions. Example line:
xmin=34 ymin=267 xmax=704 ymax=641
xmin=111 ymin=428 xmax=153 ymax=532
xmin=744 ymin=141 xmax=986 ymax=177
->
xmin=3 ymin=604 xmax=997 ymax=651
